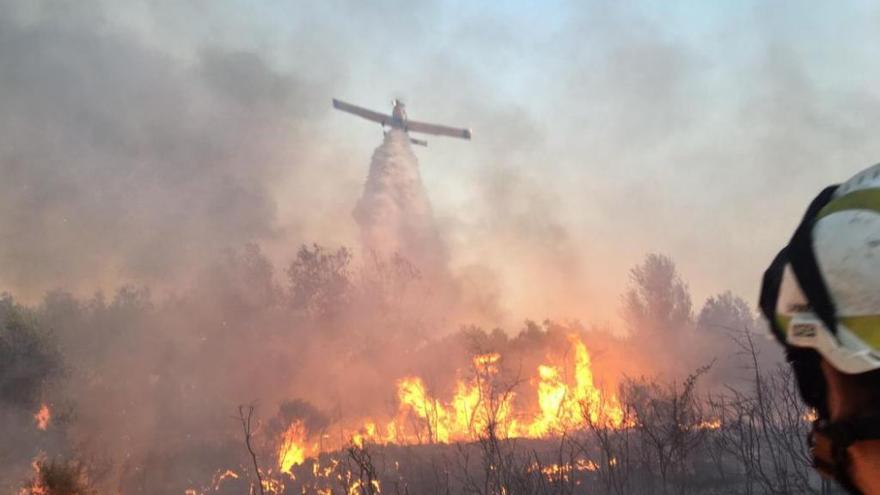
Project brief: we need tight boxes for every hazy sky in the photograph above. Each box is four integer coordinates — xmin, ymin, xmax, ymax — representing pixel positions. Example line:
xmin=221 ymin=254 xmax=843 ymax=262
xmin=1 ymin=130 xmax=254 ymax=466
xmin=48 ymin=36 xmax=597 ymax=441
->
xmin=4 ymin=0 xmax=880 ymax=325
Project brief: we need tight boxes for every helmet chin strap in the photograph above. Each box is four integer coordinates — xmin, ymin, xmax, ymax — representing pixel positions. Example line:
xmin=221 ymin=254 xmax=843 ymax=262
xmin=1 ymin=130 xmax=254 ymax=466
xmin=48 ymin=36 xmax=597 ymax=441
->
xmin=810 ymin=416 xmax=880 ymax=494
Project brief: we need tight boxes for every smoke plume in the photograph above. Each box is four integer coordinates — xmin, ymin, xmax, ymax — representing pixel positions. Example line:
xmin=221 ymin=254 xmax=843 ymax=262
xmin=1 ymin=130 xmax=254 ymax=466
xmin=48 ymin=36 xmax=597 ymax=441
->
xmin=353 ymin=130 xmax=449 ymax=278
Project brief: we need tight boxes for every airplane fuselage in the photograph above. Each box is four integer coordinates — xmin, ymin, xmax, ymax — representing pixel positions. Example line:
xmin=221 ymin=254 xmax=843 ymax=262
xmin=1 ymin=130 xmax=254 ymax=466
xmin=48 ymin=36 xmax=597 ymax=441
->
xmin=389 ymin=99 xmax=408 ymax=129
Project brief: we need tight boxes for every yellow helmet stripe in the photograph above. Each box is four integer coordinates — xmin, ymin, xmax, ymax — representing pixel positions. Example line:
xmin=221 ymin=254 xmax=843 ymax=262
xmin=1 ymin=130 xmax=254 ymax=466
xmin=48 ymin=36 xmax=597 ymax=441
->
xmin=841 ymin=315 xmax=880 ymax=350
xmin=817 ymin=188 xmax=880 ymax=220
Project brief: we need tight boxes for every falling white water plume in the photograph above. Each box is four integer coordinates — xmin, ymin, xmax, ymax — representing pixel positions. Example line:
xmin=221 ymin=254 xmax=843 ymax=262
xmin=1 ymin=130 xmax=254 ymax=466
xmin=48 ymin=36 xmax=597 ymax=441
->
xmin=353 ymin=129 xmax=449 ymax=276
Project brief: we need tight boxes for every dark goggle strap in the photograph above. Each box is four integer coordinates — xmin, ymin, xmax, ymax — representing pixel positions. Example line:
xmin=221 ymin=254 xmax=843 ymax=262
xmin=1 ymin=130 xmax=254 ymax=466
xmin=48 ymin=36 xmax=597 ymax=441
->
xmin=790 ymin=347 xmax=830 ymax=418
xmin=811 ymin=417 xmax=880 ymax=494
xmin=759 ymin=246 xmax=789 ymax=344
xmin=758 ymin=185 xmax=839 ymax=419
xmin=786 ymin=185 xmax=841 ymax=337
xmin=759 ymin=185 xmax=840 ymax=340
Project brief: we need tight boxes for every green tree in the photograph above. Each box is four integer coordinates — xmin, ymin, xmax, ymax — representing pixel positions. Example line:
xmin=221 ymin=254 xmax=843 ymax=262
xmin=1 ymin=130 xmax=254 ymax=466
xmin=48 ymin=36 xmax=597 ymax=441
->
xmin=622 ymin=254 xmax=693 ymax=335
xmin=0 ymin=295 xmax=62 ymax=409
xmin=696 ymin=291 xmax=756 ymax=334
xmin=287 ymin=244 xmax=352 ymax=319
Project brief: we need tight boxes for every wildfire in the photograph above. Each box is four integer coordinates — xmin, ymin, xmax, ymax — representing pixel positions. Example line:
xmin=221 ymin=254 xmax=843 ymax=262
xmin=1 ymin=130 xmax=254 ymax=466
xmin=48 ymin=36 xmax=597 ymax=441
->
xmin=530 ymin=458 xmax=600 ymax=483
xmin=276 ymin=334 xmax=625 ymax=478
xmin=393 ymin=336 xmax=622 ymax=445
xmin=34 ymin=403 xmax=50 ymax=431
xmin=385 ymin=334 xmax=622 ymax=444
xmin=19 ymin=455 xmax=104 ymax=495
xmin=278 ymin=420 xmax=309 ymax=474
xmin=803 ymin=409 xmax=819 ymax=423
xmin=347 ymin=479 xmax=381 ymax=495
xmin=524 ymin=335 xmax=624 ymax=436
xmin=261 ymin=476 xmax=286 ymax=494
xmin=19 ymin=455 xmax=48 ymax=495
xmin=392 ymin=351 xmax=521 ymax=444
xmin=211 ymin=469 xmax=239 ymax=489
xmin=697 ymin=419 xmax=722 ymax=430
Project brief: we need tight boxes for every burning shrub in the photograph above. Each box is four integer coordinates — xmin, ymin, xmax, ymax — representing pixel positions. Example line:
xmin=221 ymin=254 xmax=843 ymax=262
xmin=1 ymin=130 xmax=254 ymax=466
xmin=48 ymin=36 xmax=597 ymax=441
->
xmin=20 ymin=458 xmax=97 ymax=495
xmin=269 ymin=399 xmax=331 ymax=475
xmin=274 ymin=399 xmax=330 ymax=435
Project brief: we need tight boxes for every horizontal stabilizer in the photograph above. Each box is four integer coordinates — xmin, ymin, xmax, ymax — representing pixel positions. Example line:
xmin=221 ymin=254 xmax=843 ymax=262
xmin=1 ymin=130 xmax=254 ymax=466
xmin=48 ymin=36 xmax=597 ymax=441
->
xmin=410 ymin=137 xmax=428 ymax=147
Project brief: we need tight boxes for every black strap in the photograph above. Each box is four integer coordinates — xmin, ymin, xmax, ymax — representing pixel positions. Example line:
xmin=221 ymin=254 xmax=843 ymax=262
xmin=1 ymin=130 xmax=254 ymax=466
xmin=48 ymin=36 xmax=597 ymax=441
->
xmin=758 ymin=187 xmax=839 ymax=418
xmin=787 ymin=185 xmax=840 ymax=336
xmin=759 ymin=246 xmax=789 ymax=343
xmin=789 ymin=347 xmax=830 ymax=417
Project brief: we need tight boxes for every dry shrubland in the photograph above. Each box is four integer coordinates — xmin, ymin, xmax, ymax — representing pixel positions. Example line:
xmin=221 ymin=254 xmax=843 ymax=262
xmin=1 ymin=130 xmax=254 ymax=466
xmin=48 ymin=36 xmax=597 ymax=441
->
xmin=2 ymin=247 xmax=841 ymax=494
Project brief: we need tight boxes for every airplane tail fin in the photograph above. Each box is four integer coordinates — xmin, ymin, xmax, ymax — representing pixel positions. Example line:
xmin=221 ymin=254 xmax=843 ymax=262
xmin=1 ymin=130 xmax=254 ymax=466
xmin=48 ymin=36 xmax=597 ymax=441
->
xmin=410 ymin=137 xmax=428 ymax=147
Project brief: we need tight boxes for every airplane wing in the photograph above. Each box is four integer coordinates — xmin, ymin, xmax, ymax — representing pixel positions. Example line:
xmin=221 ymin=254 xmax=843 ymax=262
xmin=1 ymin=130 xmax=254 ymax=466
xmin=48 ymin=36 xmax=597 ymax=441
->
xmin=406 ymin=119 xmax=472 ymax=140
xmin=332 ymin=99 xmax=391 ymax=125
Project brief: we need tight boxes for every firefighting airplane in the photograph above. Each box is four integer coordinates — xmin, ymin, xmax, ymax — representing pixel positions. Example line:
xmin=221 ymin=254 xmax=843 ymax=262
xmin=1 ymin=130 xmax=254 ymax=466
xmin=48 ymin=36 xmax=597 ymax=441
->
xmin=332 ymin=98 xmax=472 ymax=147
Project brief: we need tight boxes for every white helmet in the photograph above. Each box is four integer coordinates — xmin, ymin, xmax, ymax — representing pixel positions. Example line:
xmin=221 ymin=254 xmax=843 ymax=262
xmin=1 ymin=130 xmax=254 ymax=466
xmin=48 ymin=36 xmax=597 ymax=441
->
xmin=762 ymin=163 xmax=880 ymax=375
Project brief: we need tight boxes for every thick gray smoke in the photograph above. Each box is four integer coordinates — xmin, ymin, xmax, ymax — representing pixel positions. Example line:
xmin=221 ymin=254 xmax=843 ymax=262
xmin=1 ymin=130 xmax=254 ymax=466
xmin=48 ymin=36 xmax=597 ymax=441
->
xmin=353 ymin=130 xmax=449 ymax=278
xmin=0 ymin=2 xmax=327 ymax=299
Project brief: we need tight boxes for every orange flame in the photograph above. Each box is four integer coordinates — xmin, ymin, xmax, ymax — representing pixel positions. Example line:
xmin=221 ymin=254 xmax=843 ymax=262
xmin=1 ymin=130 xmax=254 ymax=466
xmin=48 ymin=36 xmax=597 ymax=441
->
xmin=34 ymin=404 xmax=50 ymax=431
xmin=278 ymin=334 xmax=625 ymax=469
xmin=527 ymin=335 xmax=624 ymax=435
xmin=212 ymin=469 xmax=239 ymax=489
xmin=278 ymin=420 xmax=308 ymax=475
xmin=697 ymin=419 xmax=722 ymax=430
xmin=392 ymin=351 xmax=520 ymax=444
xmin=389 ymin=334 xmax=622 ymax=443
xmin=19 ymin=454 xmax=48 ymax=495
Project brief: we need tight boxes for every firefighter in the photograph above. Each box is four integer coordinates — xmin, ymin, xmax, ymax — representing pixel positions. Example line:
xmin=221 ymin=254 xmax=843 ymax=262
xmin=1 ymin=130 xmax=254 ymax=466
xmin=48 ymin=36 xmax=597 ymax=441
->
xmin=761 ymin=163 xmax=880 ymax=494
